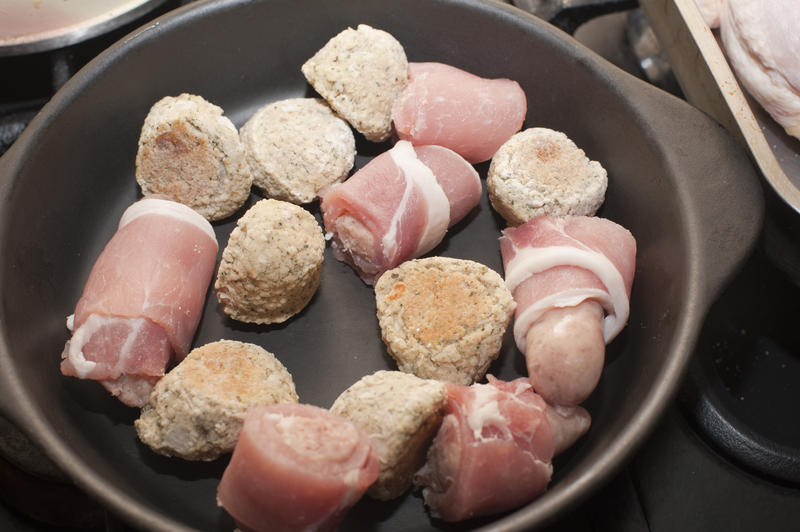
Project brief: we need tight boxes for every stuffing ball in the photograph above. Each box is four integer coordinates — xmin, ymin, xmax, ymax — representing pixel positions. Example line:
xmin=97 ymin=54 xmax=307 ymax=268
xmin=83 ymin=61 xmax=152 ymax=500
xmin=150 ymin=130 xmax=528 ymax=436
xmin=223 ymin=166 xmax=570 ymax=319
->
xmin=374 ymin=257 xmax=515 ymax=385
xmin=302 ymin=24 xmax=408 ymax=142
xmin=331 ymin=370 xmax=448 ymax=500
xmin=135 ymin=340 xmax=298 ymax=461
xmin=488 ymin=127 xmax=607 ymax=226
xmin=215 ymin=199 xmax=325 ymax=324
xmin=135 ymin=93 xmax=252 ymax=221
xmin=240 ymin=98 xmax=355 ymax=204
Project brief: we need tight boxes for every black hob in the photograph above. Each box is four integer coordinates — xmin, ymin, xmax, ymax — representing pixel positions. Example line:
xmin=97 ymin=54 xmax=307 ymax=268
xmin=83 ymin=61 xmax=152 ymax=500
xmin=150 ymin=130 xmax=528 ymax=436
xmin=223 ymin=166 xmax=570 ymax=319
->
xmin=2 ymin=3 xmax=799 ymax=531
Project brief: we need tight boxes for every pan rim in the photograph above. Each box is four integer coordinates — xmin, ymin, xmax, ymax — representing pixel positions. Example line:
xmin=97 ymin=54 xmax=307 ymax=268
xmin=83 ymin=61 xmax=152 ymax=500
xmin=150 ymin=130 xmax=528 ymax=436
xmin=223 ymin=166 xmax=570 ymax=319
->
xmin=0 ymin=0 xmax=754 ymax=530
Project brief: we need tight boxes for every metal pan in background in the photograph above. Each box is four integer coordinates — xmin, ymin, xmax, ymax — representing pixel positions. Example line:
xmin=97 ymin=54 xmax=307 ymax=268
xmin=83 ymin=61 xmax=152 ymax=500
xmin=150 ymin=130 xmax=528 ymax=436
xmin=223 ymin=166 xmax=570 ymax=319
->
xmin=0 ymin=0 xmax=171 ymax=57
xmin=0 ymin=0 xmax=763 ymax=530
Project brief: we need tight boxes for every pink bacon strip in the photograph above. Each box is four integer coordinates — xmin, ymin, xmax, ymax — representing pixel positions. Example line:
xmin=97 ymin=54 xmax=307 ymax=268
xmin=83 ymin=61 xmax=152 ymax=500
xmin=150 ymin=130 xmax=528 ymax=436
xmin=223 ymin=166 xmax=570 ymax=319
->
xmin=320 ymin=140 xmax=480 ymax=284
xmin=415 ymin=376 xmax=556 ymax=522
xmin=501 ymin=215 xmax=636 ymax=353
xmin=392 ymin=62 xmax=527 ymax=163
xmin=217 ymin=404 xmax=379 ymax=532
xmin=500 ymin=215 xmax=636 ymax=406
xmin=60 ymin=197 xmax=218 ymax=406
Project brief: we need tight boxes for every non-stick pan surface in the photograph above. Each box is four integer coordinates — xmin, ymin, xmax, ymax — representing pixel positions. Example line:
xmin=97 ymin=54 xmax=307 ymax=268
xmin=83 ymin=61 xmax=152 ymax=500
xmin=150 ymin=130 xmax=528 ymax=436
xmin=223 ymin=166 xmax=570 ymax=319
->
xmin=0 ymin=0 xmax=763 ymax=530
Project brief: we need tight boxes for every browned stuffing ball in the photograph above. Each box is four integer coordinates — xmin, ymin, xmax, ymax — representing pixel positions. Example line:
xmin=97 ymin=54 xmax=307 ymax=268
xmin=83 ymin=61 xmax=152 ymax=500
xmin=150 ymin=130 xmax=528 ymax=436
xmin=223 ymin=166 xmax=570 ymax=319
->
xmin=487 ymin=127 xmax=608 ymax=226
xmin=134 ymin=340 xmax=298 ymax=461
xmin=215 ymin=199 xmax=325 ymax=324
xmin=135 ymin=93 xmax=252 ymax=221
xmin=374 ymin=257 xmax=516 ymax=385
xmin=302 ymin=24 xmax=408 ymax=142
xmin=330 ymin=370 xmax=448 ymax=500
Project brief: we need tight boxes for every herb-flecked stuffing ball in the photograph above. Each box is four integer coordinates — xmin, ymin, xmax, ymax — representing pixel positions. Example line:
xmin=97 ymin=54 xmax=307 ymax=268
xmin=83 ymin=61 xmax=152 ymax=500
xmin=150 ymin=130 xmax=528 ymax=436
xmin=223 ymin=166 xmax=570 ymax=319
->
xmin=215 ymin=199 xmax=325 ymax=324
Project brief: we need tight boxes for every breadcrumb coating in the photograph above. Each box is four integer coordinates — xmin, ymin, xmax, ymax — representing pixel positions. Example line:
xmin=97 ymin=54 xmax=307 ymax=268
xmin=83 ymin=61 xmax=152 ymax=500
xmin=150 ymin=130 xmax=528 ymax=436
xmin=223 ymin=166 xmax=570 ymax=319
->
xmin=240 ymin=98 xmax=355 ymax=204
xmin=375 ymin=257 xmax=515 ymax=385
xmin=215 ymin=199 xmax=325 ymax=324
xmin=488 ymin=128 xmax=607 ymax=226
xmin=135 ymin=340 xmax=298 ymax=461
xmin=135 ymin=93 xmax=252 ymax=221
xmin=302 ymin=24 xmax=408 ymax=142
xmin=331 ymin=370 xmax=447 ymax=500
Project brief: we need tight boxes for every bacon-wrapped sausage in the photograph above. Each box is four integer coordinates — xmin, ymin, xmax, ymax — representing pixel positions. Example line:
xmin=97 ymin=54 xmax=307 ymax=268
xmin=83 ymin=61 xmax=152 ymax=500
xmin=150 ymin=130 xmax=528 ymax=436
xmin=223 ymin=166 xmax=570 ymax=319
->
xmin=392 ymin=62 xmax=527 ymax=163
xmin=415 ymin=376 xmax=589 ymax=521
xmin=500 ymin=215 xmax=636 ymax=405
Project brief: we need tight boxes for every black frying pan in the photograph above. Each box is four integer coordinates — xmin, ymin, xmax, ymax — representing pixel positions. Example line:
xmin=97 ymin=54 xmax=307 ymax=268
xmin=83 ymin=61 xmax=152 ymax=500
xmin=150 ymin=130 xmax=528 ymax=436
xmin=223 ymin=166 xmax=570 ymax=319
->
xmin=0 ymin=0 xmax=763 ymax=530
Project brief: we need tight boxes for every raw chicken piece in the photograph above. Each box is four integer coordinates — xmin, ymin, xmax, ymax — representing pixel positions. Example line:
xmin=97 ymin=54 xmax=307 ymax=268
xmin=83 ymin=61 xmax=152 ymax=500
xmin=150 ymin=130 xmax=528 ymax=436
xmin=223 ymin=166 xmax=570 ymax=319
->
xmin=694 ymin=0 xmax=722 ymax=28
xmin=500 ymin=215 xmax=636 ymax=405
xmin=60 ymin=197 xmax=218 ymax=406
xmin=721 ymin=0 xmax=800 ymax=139
xmin=415 ymin=376 xmax=588 ymax=522
xmin=320 ymin=140 xmax=480 ymax=284
xmin=217 ymin=403 xmax=380 ymax=532
xmin=392 ymin=62 xmax=527 ymax=163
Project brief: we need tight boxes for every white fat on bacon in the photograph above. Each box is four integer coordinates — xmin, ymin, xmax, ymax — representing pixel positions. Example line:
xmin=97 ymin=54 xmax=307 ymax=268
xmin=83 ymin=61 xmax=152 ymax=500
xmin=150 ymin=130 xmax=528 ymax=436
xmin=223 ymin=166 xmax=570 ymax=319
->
xmin=320 ymin=141 xmax=480 ymax=284
xmin=464 ymin=379 xmax=546 ymax=443
xmin=65 ymin=317 xmax=99 ymax=378
xmin=67 ymin=315 xmax=150 ymax=378
xmin=384 ymin=140 xmax=450 ymax=259
xmin=415 ymin=377 xmax=558 ymax=522
xmin=464 ymin=384 xmax=505 ymax=441
xmin=119 ymin=196 xmax=215 ymax=240
xmin=504 ymin=244 xmax=628 ymax=353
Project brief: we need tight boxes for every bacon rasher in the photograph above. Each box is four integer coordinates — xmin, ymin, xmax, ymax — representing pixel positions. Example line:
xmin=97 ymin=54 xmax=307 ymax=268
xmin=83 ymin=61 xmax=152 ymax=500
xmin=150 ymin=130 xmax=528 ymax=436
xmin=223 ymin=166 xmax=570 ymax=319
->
xmin=414 ymin=376 xmax=589 ymax=521
xmin=217 ymin=404 xmax=379 ymax=532
xmin=320 ymin=140 xmax=481 ymax=284
xmin=500 ymin=215 xmax=636 ymax=406
xmin=60 ymin=197 xmax=218 ymax=407
xmin=392 ymin=62 xmax=527 ymax=163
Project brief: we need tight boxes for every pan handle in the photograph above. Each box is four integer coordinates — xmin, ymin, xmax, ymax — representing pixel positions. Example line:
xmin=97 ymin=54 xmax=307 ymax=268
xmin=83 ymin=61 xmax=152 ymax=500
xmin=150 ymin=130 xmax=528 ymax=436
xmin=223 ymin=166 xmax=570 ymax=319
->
xmin=618 ymin=72 xmax=764 ymax=306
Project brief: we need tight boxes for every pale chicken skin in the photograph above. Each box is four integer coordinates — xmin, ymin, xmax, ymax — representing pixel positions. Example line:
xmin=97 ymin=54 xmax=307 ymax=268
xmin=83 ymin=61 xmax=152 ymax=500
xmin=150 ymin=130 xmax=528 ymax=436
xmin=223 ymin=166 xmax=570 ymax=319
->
xmin=694 ymin=0 xmax=722 ymax=28
xmin=721 ymin=0 xmax=800 ymax=139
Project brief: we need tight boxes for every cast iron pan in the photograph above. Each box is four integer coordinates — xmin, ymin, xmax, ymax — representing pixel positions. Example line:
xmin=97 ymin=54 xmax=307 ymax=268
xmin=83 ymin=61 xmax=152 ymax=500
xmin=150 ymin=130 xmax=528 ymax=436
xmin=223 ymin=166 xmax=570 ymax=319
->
xmin=0 ymin=0 xmax=763 ymax=530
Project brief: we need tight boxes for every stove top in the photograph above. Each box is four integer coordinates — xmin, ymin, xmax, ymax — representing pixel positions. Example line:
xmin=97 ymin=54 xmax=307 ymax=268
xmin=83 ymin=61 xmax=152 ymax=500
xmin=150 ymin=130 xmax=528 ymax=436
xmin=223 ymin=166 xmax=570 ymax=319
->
xmin=1 ymin=3 xmax=798 ymax=531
